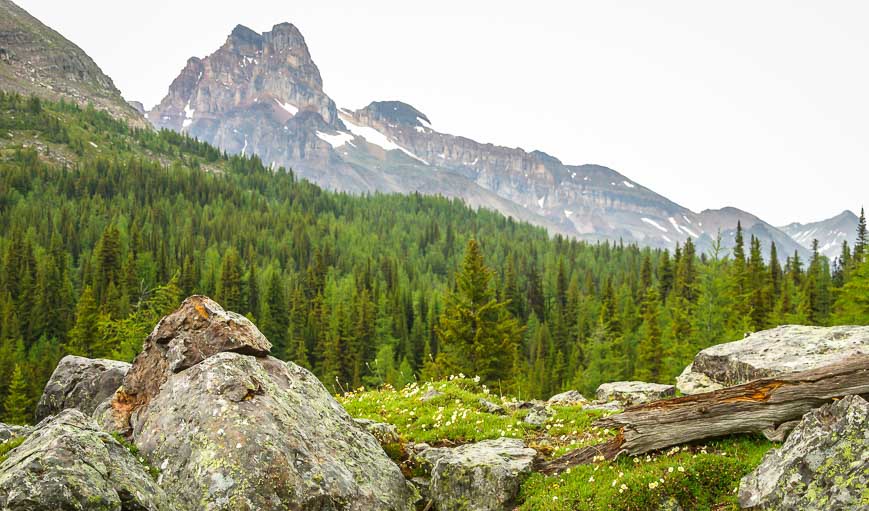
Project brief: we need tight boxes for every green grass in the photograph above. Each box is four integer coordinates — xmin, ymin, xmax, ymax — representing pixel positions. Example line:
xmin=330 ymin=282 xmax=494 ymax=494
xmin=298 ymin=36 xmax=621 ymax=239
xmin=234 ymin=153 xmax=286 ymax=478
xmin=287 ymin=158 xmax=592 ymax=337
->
xmin=340 ymin=377 xmax=775 ymax=510
xmin=520 ymin=436 xmax=773 ymax=511
xmin=0 ymin=436 xmax=25 ymax=464
xmin=339 ymin=376 xmax=612 ymax=446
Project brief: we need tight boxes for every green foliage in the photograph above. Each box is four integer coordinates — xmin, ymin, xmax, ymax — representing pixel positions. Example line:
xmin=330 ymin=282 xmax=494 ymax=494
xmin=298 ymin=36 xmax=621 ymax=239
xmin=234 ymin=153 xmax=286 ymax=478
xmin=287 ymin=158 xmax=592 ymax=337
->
xmin=2 ymin=365 xmax=32 ymax=425
xmin=0 ymin=436 xmax=26 ymax=464
xmin=0 ymin=91 xmax=865 ymax=421
xmin=519 ymin=436 xmax=773 ymax=511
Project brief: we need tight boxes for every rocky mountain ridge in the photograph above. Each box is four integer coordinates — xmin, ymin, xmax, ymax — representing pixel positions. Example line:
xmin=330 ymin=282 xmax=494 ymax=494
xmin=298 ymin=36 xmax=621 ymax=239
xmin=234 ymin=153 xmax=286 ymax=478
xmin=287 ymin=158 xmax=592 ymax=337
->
xmin=148 ymin=22 xmax=821 ymax=260
xmin=779 ymin=209 xmax=859 ymax=259
xmin=0 ymin=0 xmax=145 ymax=127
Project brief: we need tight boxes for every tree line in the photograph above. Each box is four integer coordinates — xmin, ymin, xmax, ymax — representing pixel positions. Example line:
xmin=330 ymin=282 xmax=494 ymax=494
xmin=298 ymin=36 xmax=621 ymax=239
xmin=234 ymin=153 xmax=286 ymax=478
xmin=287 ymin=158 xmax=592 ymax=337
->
xmin=0 ymin=92 xmax=866 ymax=424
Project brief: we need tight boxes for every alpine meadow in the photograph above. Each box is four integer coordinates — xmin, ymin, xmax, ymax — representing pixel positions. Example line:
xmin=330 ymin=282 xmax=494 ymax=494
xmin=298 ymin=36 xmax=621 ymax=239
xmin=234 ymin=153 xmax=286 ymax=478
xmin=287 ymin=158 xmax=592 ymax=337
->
xmin=1 ymin=2 xmax=868 ymax=510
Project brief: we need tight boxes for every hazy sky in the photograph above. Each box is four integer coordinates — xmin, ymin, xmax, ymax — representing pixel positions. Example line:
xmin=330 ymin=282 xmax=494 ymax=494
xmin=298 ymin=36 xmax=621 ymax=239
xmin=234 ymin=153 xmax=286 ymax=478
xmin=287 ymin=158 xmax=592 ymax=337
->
xmin=16 ymin=0 xmax=868 ymax=225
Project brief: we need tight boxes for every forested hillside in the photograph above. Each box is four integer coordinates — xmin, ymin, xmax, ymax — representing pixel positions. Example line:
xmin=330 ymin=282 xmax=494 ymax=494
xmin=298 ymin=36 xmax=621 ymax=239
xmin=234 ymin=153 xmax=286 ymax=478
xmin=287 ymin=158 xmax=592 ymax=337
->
xmin=0 ymin=91 xmax=867 ymax=424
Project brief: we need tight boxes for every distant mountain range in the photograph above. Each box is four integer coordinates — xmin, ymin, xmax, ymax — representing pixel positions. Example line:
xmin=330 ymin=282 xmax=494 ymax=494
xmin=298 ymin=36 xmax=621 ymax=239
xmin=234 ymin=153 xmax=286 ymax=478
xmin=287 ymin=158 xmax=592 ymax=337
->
xmin=780 ymin=210 xmax=860 ymax=260
xmin=1 ymin=3 xmax=860 ymax=261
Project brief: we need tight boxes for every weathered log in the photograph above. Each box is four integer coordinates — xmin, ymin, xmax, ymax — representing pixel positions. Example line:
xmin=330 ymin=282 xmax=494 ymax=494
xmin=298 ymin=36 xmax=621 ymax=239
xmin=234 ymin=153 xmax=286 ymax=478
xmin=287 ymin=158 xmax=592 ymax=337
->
xmin=538 ymin=354 xmax=869 ymax=475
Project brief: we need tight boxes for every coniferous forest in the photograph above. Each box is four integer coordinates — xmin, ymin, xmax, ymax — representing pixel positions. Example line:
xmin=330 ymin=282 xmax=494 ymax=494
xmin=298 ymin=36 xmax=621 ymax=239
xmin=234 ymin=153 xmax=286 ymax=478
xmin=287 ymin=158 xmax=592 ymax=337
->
xmin=1 ymin=92 xmax=867 ymax=424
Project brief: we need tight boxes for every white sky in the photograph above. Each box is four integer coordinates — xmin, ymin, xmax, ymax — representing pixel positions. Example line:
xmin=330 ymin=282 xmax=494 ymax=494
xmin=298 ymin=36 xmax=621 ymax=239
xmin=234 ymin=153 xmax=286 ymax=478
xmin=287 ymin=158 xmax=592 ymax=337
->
xmin=16 ymin=0 xmax=869 ymax=225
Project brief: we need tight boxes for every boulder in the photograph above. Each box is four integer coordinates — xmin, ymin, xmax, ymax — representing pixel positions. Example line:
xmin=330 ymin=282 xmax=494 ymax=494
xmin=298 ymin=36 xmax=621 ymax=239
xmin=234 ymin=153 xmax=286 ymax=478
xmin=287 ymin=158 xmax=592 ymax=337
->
xmin=547 ymin=390 xmax=588 ymax=406
xmin=113 ymin=295 xmax=414 ymax=511
xmin=420 ymin=438 xmax=536 ymax=511
xmin=0 ymin=409 xmax=174 ymax=510
xmin=678 ymin=325 xmax=869 ymax=394
xmin=675 ymin=363 xmax=723 ymax=395
xmin=738 ymin=394 xmax=868 ymax=510
xmin=34 ymin=355 xmax=130 ymax=421
xmin=354 ymin=418 xmax=401 ymax=444
xmin=523 ymin=405 xmax=552 ymax=427
xmin=595 ymin=381 xmax=675 ymax=405
xmin=582 ymin=401 xmax=623 ymax=413
xmin=479 ymin=398 xmax=505 ymax=415
xmin=120 ymin=295 xmax=272 ymax=408
xmin=419 ymin=388 xmax=443 ymax=402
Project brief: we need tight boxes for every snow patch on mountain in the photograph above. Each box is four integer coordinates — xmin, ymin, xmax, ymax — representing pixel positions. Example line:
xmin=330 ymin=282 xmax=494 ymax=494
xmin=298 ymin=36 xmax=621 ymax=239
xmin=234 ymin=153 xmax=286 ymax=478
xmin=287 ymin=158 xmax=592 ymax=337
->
xmin=642 ymin=217 xmax=669 ymax=233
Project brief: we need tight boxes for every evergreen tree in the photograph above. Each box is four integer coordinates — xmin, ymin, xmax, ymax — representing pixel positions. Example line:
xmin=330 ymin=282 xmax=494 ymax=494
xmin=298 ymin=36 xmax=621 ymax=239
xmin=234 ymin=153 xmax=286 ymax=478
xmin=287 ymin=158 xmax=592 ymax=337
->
xmin=65 ymin=286 xmax=100 ymax=357
xmin=435 ymin=240 xmax=523 ymax=385
xmin=634 ymin=287 xmax=663 ymax=382
xmin=218 ymin=248 xmax=244 ymax=313
xmin=2 ymin=365 xmax=31 ymax=425
xmin=854 ymin=207 xmax=867 ymax=264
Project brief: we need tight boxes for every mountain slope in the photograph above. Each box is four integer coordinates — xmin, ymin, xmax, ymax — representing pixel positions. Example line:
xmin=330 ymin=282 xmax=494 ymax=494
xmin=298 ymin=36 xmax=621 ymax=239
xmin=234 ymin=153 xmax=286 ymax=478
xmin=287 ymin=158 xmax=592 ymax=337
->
xmin=0 ymin=0 xmax=144 ymax=126
xmin=779 ymin=210 xmax=859 ymax=259
xmin=149 ymin=22 xmax=805 ymax=259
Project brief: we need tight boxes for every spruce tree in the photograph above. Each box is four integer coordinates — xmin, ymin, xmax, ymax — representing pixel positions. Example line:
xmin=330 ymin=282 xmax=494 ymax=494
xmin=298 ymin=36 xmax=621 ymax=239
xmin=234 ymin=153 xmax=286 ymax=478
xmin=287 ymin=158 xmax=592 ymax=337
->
xmin=854 ymin=208 xmax=867 ymax=264
xmin=3 ymin=365 xmax=31 ymax=425
xmin=435 ymin=240 xmax=523 ymax=385
xmin=65 ymin=286 xmax=100 ymax=357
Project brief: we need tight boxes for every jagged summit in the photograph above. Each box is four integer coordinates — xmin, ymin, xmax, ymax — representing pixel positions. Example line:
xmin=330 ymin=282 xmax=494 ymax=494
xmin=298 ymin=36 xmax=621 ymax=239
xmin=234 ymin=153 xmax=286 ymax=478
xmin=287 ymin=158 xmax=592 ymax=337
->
xmin=146 ymin=18 xmax=810 ymax=257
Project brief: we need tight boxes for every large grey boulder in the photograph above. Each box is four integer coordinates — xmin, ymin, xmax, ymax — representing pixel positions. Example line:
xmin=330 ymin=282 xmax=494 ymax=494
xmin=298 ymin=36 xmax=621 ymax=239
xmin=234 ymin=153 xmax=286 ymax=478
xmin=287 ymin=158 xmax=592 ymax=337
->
xmin=111 ymin=295 xmax=414 ymax=511
xmin=0 ymin=409 xmax=174 ymax=510
xmin=595 ymin=381 xmax=675 ymax=405
xmin=420 ymin=438 xmax=536 ymax=511
xmin=738 ymin=394 xmax=868 ymax=510
xmin=34 ymin=354 xmax=130 ymax=421
xmin=678 ymin=325 xmax=869 ymax=394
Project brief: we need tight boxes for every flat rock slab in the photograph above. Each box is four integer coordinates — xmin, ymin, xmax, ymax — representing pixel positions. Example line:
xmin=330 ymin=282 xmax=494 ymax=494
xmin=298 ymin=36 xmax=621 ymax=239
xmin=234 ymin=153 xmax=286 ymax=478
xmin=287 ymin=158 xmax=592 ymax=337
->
xmin=420 ymin=437 xmax=536 ymax=511
xmin=679 ymin=325 xmax=869 ymax=394
xmin=35 ymin=355 xmax=130 ymax=422
xmin=0 ymin=409 xmax=174 ymax=510
xmin=595 ymin=381 xmax=675 ymax=405
xmin=738 ymin=394 xmax=869 ymax=510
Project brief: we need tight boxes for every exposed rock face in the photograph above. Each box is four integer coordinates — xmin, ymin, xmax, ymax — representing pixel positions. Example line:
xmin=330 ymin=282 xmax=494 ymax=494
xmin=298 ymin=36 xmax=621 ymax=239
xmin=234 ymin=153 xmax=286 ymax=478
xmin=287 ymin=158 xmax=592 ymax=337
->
xmin=113 ymin=295 xmax=413 ymax=511
xmin=547 ymin=390 xmax=589 ymax=406
xmin=0 ymin=0 xmax=145 ymax=126
xmin=420 ymin=438 xmax=536 ymax=511
xmin=479 ymin=398 xmax=506 ymax=415
xmin=523 ymin=405 xmax=552 ymax=427
xmin=0 ymin=409 xmax=174 ymax=510
xmin=595 ymin=381 xmax=675 ymax=405
xmin=738 ymin=395 xmax=869 ymax=510
xmin=354 ymin=418 xmax=401 ymax=445
xmin=677 ymin=325 xmax=869 ymax=394
xmin=149 ymin=23 xmax=806 ymax=259
xmin=34 ymin=355 xmax=130 ymax=421
xmin=120 ymin=295 xmax=271 ymax=409
xmin=780 ymin=209 xmax=860 ymax=259
xmin=675 ymin=362 xmax=724 ymax=395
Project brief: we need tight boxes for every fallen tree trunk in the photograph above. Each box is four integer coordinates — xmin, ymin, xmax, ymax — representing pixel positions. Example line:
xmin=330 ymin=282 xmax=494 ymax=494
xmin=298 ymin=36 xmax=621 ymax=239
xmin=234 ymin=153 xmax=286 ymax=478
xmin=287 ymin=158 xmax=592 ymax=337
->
xmin=538 ymin=354 xmax=869 ymax=475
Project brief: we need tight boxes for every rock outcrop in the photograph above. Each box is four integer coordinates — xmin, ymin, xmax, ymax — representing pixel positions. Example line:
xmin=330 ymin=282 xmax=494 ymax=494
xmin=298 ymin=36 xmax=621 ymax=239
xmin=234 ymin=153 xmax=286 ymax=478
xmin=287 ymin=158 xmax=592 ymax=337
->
xmin=547 ymin=390 xmax=588 ymax=406
xmin=34 ymin=355 xmax=130 ymax=421
xmin=595 ymin=381 xmax=675 ymax=405
xmin=0 ymin=409 xmax=174 ymax=510
xmin=113 ymin=295 xmax=414 ymax=511
xmin=419 ymin=438 xmax=536 ymax=511
xmin=677 ymin=325 xmax=869 ymax=394
xmin=738 ymin=394 xmax=868 ymax=510
xmin=0 ymin=423 xmax=28 ymax=443
xmin=148 ymin=22 xmax=808 ymax=259
xmin=0 ymin=0 xmax=146 ymax=126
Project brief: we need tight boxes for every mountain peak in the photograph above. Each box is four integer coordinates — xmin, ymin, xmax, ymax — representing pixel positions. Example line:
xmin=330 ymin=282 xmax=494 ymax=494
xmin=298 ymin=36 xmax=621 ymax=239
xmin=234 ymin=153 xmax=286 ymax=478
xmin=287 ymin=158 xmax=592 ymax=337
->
xmin=359 ymin=101 xmax=432 ymax=127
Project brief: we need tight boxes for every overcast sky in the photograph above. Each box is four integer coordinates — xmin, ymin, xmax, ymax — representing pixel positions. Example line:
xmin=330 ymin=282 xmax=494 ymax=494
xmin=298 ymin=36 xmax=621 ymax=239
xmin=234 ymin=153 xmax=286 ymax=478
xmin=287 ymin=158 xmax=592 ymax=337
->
xmin=16 ymin=0 xmax=868 ymax=225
